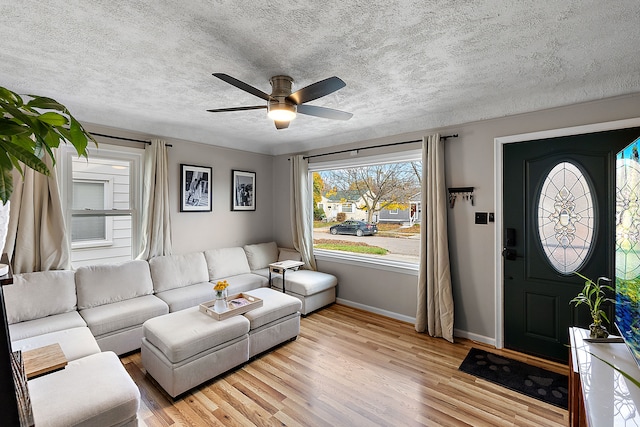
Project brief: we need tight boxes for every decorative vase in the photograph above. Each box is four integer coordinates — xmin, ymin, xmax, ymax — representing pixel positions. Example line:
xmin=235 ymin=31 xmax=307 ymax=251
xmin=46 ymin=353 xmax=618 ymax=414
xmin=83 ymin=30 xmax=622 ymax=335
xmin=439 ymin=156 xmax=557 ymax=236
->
xmin=214 ymin=289 xmax=228 ymax=312
xmin=589 ymin=323 xmax=609 ymax=339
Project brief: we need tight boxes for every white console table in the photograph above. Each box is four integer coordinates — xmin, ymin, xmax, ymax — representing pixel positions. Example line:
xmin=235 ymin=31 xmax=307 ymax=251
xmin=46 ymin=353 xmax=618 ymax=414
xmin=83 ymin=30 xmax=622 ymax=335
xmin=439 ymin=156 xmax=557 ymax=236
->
xmin=569 ymin=327 xmax=640 ymax=426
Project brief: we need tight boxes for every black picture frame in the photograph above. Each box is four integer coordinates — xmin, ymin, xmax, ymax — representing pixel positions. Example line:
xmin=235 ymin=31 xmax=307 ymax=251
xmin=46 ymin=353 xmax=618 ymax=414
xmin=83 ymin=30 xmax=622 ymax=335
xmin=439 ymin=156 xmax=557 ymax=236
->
xmin=231 ymin=170 xmax=256 ymax=211
xmin=180 ymin=164 xmax=212 ymax=212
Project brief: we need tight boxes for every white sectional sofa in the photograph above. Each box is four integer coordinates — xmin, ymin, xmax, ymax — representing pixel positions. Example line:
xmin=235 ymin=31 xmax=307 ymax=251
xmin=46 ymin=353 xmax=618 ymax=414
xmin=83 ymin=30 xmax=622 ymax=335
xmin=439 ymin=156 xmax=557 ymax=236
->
xmin=3 ymin=242 xmax=338 ymax=424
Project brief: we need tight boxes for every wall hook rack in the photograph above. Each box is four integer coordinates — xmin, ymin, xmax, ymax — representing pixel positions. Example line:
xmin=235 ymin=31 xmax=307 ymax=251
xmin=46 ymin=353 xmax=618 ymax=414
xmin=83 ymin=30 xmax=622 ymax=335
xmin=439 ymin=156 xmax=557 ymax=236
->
xmin=448 ymin=187 xmax=475 ymax=208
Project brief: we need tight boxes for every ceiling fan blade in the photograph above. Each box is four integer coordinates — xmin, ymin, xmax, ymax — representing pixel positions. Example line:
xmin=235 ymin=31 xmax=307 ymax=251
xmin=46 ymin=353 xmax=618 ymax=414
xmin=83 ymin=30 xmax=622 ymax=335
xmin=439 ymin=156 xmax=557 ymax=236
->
xmin=274 ymin=120 xmax=290 ymax=130
xmin=286 ymin=76 xmax=346 ymax=105
xmin=206 ymin=106 xmax=267 ymax=113
xmin=213 ymin=73 xmax=273 ymax=101
xmin=297 ymin=104 xmax=353 ymax=121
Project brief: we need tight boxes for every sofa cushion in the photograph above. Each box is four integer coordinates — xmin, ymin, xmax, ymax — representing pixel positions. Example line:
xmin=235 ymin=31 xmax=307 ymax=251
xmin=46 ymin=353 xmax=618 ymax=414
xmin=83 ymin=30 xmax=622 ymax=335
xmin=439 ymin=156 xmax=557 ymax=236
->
xmin=4 ymin=270 xmax=77 ymax=324
xmin=221 ymin=273 xmax=269 ymax=294
xmin=76 ymin=260 xmax=154 ymax=310
xmin=80 ymin=295 xmax=169 ymax=337
xmin=149 ymin=252 xmax=209 ymax=293
xmin=243 ymin=288 xmax=302 ymax=330
xmin=155 ymin=282 xmax=215 ymax=312
xmin=278 ymin=248 xmax=302 ymax=262
xmin=204 ymin=247 xmax=251 ymax=280
xmin=9 ymin=311 xmax=87 ymax=341
xmin=143 ymin=306 xmax=250 ymax=363
xmin=243 ymin=242 xmax=278 ymax=270
xmin=270 ymin=270 xmax=338 ymax=296
xmin=11 ymin=327 xmax=100 ymax=362
xmin=29 ymin=351 xmax=140 ymax=427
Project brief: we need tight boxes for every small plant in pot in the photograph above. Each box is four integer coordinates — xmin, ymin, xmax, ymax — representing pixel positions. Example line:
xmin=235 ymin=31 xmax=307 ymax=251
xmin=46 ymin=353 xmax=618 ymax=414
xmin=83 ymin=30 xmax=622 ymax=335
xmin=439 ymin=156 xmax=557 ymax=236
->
xmin=570 ymin=272 xmax=615 ymax=338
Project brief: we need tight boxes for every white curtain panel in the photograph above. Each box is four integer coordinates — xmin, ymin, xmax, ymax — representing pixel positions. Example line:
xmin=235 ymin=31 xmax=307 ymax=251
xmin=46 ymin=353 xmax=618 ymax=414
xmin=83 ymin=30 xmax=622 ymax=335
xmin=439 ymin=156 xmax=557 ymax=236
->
xmin=5 ymin=153 xmax=70 ymax=273
xmin=290 ymin=155 xmax=317 ymax=271
xmin=415 ymin=133 xmax=455 ymax=342
xmin=137 ymin=139 xmax=172 ymax=260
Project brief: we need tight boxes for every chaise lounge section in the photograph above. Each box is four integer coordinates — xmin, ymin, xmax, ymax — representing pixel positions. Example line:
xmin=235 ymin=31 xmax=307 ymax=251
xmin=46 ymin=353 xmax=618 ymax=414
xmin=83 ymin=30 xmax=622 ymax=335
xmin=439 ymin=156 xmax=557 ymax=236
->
xmin=244 ymin=242 xmax=338 ymax=315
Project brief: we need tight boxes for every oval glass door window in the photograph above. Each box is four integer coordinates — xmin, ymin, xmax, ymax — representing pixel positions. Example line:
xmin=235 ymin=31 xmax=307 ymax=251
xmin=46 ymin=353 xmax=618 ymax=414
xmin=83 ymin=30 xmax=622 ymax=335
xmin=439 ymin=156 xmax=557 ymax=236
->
xmin=537 ymin=161 xmax=595 ymax=274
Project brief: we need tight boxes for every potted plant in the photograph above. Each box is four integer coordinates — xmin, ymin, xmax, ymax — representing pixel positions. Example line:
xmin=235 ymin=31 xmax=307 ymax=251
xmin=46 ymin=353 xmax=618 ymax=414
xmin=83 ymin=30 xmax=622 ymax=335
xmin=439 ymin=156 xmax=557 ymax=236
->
xmin=0 ymin=86 xmax=95 ymax=204
xmin=570 ymin=272 xmax=615 ymax=338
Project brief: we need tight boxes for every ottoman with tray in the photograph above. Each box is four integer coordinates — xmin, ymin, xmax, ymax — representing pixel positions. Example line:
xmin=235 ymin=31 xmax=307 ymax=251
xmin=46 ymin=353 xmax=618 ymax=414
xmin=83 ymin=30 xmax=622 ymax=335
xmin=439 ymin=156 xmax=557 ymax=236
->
xmin=141 ymin=306 xmax=250 ymax=397
xmin=141 ymin=287 xmax=303 ymax=397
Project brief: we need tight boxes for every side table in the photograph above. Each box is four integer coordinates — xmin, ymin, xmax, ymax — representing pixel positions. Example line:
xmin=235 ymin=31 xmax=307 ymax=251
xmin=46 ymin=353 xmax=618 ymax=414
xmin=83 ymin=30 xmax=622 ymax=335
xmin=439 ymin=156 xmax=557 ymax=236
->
xmin=269 ymin=260 xmax=304 ymax=293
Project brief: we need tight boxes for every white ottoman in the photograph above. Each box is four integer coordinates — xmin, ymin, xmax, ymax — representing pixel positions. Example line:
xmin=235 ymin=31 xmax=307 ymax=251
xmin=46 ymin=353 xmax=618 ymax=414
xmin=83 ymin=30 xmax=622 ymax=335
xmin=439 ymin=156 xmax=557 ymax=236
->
xmin=29 ymin=351 xmax=140 ymax=427
xmin=141 ymin=306 xmax=250 ymax=397
xmin=243 ymin=288 xmax=302 ymax=358
xmin=270 ymin=270 xmax=337 ymax=315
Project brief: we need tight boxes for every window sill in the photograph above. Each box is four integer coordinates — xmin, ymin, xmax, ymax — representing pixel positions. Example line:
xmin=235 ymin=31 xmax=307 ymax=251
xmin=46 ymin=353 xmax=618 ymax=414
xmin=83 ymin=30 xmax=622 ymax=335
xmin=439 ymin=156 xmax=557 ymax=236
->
xmin=314 ymin=249 xmax=419 ymax=275
xmin=72 ymin=240 xmax=114 ymax=249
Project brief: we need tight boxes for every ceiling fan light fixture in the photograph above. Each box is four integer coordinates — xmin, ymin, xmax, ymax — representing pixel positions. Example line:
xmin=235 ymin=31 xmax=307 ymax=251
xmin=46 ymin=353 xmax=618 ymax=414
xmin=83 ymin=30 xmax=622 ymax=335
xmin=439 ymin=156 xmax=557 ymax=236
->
xmin=267 ymin=102 xmax=296 ymax=122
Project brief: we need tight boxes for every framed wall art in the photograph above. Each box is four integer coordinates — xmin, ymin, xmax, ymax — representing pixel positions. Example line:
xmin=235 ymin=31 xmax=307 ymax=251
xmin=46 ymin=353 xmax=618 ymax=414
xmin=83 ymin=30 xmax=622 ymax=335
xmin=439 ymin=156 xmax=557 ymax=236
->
xmin=232 ymin=170 xmax=256 ymax=211
xmin=180 ymin=164 xmax=212 ymax=212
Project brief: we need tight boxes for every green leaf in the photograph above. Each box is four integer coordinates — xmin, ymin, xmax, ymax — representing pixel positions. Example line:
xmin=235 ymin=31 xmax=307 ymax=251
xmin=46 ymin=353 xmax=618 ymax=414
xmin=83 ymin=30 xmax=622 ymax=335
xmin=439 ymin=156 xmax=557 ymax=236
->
xmin=9 ymin=134 xmax=37 ymax=151
xmin=0 ymin=150 xmax=14 ymax=204
xmin=69 ymin=117 xmax=88 ymax=155
xmin=36 ymin=112 xmax=68 ymax=126
xmin=26 ymin=96 xmax=67 ymax=112
xmin=0 ymin=119 xmax=31 ymax=136
xmin=0 ymin=140 xmax=50 ymax=176
xmin=0 ymin=87 xmax=23 ymax=107
xmin=1 ymin=100 xmax=36 ymax=125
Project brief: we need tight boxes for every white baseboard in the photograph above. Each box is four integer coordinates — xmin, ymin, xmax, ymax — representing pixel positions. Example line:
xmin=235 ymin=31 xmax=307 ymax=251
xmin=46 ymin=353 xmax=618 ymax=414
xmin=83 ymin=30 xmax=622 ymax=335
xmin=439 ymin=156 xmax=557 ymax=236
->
xmin=336 ymin=298 xmax=416 ymax=324
xmin=336 ymin=298 xmax=497 ymax=347
xmin=454 ymin=329 xmax=496 ymax=347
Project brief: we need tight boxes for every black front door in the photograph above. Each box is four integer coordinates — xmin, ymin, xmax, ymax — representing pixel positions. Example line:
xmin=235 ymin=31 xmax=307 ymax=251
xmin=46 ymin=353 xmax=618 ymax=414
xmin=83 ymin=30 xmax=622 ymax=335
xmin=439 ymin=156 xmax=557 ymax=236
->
xmin=503 ymin=127 xmax=640 ymax=362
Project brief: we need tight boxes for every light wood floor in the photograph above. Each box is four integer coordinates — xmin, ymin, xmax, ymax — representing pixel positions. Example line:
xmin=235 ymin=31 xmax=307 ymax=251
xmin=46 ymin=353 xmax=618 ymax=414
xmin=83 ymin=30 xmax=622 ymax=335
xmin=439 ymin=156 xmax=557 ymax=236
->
xmin=121 ymin=304 xmax=569 ymax=427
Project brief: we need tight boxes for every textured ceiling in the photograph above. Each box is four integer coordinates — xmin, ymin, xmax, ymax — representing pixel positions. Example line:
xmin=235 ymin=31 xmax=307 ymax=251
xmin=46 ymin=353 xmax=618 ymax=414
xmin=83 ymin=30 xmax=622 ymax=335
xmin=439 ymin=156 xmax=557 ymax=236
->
xmin=1 ymin=1 xmax=639 ymax=155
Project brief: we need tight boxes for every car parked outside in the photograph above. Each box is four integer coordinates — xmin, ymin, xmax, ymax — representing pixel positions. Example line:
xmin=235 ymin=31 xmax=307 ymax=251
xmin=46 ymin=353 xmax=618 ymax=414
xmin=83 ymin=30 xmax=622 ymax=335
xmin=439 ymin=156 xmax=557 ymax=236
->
xmin=329 ymin=220 xmax=378 ymax=237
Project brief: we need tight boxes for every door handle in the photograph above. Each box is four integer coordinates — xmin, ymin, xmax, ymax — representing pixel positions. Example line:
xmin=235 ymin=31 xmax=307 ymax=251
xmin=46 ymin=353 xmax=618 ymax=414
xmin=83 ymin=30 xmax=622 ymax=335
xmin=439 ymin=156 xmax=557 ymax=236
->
xmin=502 ymin=248 xmax=517 ymax=261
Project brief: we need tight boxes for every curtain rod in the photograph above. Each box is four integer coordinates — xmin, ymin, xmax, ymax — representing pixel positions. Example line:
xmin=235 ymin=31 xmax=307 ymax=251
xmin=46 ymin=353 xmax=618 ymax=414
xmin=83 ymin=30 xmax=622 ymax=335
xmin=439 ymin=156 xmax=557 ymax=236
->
xmin=91 ymin=132 xmax=173 ymax=147
xmin=303 ymin=134 xmax=458 ymax=160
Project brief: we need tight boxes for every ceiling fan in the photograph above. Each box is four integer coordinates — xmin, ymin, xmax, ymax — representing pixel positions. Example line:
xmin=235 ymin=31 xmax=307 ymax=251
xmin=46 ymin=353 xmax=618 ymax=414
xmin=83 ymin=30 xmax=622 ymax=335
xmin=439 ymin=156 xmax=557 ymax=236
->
xmin=207 ymin=73 xmax=353 ymax=129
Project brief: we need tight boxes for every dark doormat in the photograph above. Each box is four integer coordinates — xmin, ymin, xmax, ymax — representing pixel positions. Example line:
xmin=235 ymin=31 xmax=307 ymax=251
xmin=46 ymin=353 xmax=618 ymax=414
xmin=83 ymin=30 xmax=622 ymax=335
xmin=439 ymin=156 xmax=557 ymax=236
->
xmin=458 ymin=347 xmax=568 ymax=409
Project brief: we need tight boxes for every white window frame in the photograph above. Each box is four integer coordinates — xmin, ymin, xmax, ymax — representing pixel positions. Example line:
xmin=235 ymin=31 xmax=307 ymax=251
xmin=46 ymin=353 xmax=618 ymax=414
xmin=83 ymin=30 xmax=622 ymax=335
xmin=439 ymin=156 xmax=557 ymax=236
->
xmin=389 ymin=208 xmax=399 ymax=215
xmin=59 ymin=144 xmax=143 ymax=258
xmin=309 ymin=149 xmax=422 ymax=270
xmin=341 ymin=203 xmax=353 ymax=213
xmin=71 ymin=177 xmax=114 ymax=248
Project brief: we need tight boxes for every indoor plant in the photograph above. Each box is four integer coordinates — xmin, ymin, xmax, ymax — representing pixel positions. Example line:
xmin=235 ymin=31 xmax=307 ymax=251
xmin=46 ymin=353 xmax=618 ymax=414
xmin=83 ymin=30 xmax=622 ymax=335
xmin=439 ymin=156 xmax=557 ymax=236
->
xmin=570 ymin=272 xmax=615 ymax=338
xmin=0 ymin=86 xmax=95 ymax=204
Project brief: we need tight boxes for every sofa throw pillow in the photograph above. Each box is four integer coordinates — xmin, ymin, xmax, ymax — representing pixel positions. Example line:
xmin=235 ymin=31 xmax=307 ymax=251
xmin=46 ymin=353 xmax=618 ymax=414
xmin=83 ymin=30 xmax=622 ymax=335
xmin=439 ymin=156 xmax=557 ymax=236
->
xmin=4 ymin=270 xmax=77 ymax=324
xmin=76 ymin=260 xmax=154 ymax=310
xmin=243 ymin=242 xmax=279 ymax=270
xmin=204 ymin=247 xmax=251 ymax=280
xmin=149 ymin=252 xmax=209 ymax=293
xmin=278 ymin=248 xmax=302 ymax=262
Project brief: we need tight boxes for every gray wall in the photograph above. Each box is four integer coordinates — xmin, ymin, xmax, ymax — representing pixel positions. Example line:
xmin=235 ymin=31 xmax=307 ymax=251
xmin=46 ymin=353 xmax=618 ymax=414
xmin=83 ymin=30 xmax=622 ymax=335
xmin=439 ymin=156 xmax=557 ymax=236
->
xmin=167 ymin=140 xmax=274 ymax=253
xmin=84 ymin=126 xmax=275 ymax=254
xmin=273 ymin=93 xmax=640 ymax=344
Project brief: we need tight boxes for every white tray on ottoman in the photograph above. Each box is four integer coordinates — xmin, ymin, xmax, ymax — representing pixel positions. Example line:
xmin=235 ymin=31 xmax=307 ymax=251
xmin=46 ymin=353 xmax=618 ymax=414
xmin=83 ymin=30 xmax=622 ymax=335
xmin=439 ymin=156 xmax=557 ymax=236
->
xmin=141 ymin=306 xmax=250 ymax=398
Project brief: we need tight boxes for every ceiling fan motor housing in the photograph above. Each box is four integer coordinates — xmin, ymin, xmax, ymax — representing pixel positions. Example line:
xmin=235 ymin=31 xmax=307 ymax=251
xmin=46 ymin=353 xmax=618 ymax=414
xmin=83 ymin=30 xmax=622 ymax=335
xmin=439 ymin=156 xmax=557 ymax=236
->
xmin=268 ymin=75 xmax=297 ymax=120
xmin=269 ymin=75 xmax=294 ymax=98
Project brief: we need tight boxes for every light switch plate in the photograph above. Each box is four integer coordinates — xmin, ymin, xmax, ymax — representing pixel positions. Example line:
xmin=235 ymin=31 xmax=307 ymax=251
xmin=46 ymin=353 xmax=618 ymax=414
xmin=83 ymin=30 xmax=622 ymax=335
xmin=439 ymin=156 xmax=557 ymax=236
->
xmin=475 ymin=212 xmax=488 ymax=224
